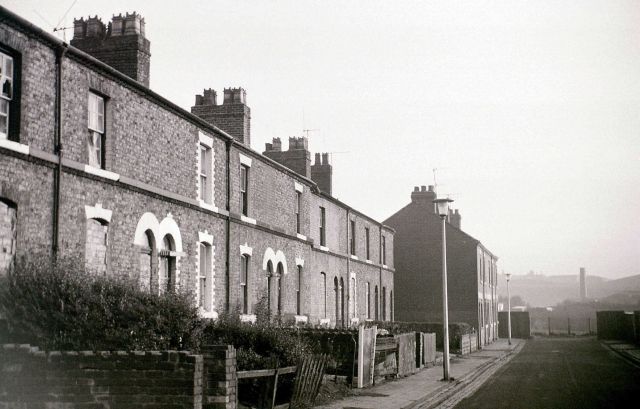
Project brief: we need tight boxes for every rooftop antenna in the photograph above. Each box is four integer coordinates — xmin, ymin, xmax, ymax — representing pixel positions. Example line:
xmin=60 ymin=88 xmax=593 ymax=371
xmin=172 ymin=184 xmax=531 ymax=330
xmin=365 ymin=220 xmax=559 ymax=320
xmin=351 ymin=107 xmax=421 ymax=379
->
xmin=326 ymin=151 xmax=350 ymax=162
xmin=35 ymin=0 xmax=78 ymax=42
xmin=433 ymin=168 xmax=438 ymax=194
xmin=303 ymin=129 xmax=319 ymax=138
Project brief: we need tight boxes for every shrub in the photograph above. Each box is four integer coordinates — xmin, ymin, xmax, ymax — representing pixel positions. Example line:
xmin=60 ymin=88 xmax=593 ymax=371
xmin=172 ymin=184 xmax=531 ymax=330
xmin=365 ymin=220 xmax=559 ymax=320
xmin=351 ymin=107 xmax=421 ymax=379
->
xmin=0 ymin=255 xmax=201 ymax=351
xmin=201 ymin=297 xmax=313 ymax=370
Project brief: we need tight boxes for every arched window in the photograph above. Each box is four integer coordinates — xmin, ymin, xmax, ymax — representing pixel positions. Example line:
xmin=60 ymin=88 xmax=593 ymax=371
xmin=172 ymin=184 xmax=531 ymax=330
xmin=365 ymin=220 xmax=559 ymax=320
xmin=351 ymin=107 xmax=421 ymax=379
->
xmin=0 ymin=198 xmax=17 ymax=273
xmin=240 ymin=254 xmax=249 ymax=314
xmin=334 ymin=277 xmax=339 ymax=326
xmin=374 ymin=285 xmax=379 ymax=321
xmin=267 ymin=260 xmax=274 ymax=316
xmin=320 ymin=272 xmax=327 ymax=318
xmin=85 ymin=218 xmax=108 ymax=275
xmin=139 ymin=230 xmax=157 ymax=292
xmin=366 ymin=282 xmax=371 ymax=319
xmin=198 ymin=242 xmax=212 ymax=311
xmin=296 ymin=265 xmax=302 ymax=315
xmin=339 ymin=277 xmax=345 ymax=327
xmin=350 ymin=276 xmax=356 ymax=319
xmin=382 ymin=286 xmax=387 ymax=321
xmin=276 ymin=262 xmax=284 ymax=315
xmin=159 ymin=235 xmax=176 ymax=293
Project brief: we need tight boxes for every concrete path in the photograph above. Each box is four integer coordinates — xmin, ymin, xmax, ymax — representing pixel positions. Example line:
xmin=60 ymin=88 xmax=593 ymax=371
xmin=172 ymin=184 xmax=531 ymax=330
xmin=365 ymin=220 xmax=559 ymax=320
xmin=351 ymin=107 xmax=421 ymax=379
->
xmin=315 ymin=338 xmax=525 ymax=409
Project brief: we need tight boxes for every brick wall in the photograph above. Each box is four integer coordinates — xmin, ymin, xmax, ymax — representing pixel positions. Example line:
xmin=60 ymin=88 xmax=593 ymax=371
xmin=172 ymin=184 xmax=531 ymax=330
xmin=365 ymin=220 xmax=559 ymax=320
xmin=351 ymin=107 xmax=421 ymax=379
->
xmin=0 ymin=344 xmax=238 ymax=409
xmin=0 ymin=9 xmax=394 ymax=325
xmin=0 ymin=344 xmax=215 ymax=409
xmin=202 ymin=345 xmax=237 ymax=409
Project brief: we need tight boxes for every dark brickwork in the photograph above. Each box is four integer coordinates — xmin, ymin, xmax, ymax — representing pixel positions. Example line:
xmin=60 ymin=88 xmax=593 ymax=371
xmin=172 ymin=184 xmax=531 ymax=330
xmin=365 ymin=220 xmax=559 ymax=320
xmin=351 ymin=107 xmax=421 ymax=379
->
xmin=385 ymin=185 xmax=498 ymax=347
xmin=262 ymin=136 xmax=311 ymax=177
xmin=0 ymin=8 xmax=394 ymax=327
xmin=311 ymin=153 xmax=332 ymax=195
xmin=192 ymin=88 xmax=251 ymax=147
xmin=71 ymin=14 xmax=151 ymax=87
xmin=0 ymin=343 xmax=205 ymax=409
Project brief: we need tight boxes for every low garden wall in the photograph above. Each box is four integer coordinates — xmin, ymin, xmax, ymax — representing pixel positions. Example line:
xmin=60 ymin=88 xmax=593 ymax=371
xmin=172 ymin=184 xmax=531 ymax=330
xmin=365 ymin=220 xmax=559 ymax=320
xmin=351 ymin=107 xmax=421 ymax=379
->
xmin=0 ymin=343 xmax=236 ymax=409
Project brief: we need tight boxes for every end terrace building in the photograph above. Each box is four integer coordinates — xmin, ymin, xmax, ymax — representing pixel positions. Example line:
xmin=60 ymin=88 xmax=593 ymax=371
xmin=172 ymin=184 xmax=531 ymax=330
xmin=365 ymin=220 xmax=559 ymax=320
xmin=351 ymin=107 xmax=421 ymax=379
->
xmin=385 ymin=185 xmax=498 ymax=347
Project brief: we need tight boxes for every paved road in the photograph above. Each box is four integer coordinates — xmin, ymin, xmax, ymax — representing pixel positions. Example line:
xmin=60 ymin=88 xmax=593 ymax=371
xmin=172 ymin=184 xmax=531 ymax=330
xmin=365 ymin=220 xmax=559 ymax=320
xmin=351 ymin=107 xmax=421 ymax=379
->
xmin=453 ymin=337 xmax=640 ymax=409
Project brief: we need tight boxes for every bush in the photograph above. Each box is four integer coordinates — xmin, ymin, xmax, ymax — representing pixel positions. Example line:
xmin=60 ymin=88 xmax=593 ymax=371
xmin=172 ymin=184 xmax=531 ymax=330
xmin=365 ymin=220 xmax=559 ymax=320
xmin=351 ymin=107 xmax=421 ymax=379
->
xmin=201 ymin=297 xmax=313 ymax=370
xmin=0 ymin=255 xmax=201 ymax=351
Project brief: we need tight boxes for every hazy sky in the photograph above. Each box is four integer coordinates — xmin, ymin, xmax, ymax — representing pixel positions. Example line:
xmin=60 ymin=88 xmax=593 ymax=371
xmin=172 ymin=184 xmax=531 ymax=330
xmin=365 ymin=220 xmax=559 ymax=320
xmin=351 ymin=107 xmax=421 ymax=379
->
xmin=5 ymin=0 xmax=639 ymax=279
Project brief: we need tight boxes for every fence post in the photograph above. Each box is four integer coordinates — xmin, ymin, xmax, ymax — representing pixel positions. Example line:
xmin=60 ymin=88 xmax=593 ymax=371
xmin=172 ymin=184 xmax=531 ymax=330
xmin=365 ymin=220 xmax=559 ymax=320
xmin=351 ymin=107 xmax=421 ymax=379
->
xmin=588 ymin=318 xmax=591 ymax=335
xmin=568 ymin=318 xmax=571 ymax=336
xmin=548 ymin=316 xmax=551 ymax=336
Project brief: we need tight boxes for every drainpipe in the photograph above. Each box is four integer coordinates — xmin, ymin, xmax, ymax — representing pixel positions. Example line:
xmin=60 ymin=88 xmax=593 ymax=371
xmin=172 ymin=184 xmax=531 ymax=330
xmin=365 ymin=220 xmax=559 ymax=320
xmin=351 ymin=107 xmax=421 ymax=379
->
xmin=379 ymin=223 xmax=383 ymax=321
xmin=225 ymin=139 xmax=232 ymax=312
xmin=52 ymin=43 xmax=68 ymax=260
xmin=345 ymin=209 xmax=350 ymax=328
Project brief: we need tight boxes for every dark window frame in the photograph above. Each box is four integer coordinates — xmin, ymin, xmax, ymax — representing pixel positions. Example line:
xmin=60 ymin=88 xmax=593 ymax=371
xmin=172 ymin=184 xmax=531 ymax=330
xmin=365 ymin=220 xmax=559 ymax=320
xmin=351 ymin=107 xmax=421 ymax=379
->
xmin=319 ymin=206 xmax=326 ymax=246
xmin=0 ymin=44 xmax=21 ymax=143
xmin=240 ymin=164 xmax=249 ymax=216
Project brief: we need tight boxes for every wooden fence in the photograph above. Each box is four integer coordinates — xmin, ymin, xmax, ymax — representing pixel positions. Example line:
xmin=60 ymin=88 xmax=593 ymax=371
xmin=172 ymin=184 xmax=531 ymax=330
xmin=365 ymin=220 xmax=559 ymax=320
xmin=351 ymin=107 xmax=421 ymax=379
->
xmin=237 ymin=355 xmax=328 ymax=409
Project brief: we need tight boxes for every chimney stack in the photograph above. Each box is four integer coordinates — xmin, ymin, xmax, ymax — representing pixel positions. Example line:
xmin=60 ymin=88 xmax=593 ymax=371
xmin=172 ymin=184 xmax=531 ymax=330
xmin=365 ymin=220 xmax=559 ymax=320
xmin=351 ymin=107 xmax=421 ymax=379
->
xmin=411 ymin=184 xmax=437 ymax=213
xmin=450 ymin=209 xmax=461 ymax=229
xmin=191 ymin=87 xmax=251 ymax=147
xmin=311 ymin=152 xmax=332 ymax=195
xmin=262 ymin=136 xmax=311 ymax=177
xmin=71 ymin=12 xmax=151 ymax=87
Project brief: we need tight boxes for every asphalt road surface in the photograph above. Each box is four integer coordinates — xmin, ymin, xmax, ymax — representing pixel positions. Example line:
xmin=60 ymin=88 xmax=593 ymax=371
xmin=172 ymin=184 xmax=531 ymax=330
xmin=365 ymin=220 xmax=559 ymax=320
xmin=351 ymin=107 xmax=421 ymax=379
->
xmin=454 ymin=337 xmax=640 ymax=409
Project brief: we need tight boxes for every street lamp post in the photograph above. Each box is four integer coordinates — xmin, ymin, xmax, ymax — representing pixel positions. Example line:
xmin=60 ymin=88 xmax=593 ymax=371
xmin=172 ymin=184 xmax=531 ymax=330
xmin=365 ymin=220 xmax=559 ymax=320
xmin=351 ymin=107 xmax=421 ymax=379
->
xmin=505 ymin=272 xmax=512 ymax=345
xmin=434 ymin=196 xmax=454 ymax=381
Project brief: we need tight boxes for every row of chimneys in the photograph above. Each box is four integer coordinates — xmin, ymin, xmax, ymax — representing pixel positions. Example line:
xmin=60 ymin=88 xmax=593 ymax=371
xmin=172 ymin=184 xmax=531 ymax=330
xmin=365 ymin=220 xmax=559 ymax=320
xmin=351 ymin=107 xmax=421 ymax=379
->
xmin=411 ymin=185 xmax=462 ymax=229
xmin=70 ymin=12 xmax=333 ymax=195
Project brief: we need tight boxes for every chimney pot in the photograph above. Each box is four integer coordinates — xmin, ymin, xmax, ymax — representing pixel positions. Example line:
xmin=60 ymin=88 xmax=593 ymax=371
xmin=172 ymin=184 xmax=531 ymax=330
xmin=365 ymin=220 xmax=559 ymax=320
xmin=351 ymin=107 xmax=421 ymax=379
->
xmin=428 ymin=185 xmax=434 ymax=192
xmin=414 ymin=186 xmax=419 ymax=192
xmin=421 ymin=185 xmax=427 ymax=192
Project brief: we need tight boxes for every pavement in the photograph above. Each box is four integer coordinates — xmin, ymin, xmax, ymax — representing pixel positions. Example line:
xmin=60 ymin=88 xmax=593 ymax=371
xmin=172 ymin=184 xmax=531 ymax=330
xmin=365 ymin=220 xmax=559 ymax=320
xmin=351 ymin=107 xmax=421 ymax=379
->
xmin=314 ymin=338 xmax=525 ymax=409
xmin=600 ymin=339 xmax=640 ymax=368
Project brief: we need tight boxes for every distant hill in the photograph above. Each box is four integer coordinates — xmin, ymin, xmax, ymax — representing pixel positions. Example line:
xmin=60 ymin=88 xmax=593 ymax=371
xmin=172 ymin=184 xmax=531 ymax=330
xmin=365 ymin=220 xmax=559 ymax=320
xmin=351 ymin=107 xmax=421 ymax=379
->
xmin=497 ymin=273 xmax=640 ymax=307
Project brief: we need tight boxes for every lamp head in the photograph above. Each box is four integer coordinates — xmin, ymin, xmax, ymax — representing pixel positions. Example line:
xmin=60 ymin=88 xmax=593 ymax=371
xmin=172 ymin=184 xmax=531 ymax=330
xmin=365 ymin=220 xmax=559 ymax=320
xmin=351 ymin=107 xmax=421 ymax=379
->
xmin=433 ymin=197 xmax=454 ymax=217
xmin=505 ymin=272 xmax=512 ymax=282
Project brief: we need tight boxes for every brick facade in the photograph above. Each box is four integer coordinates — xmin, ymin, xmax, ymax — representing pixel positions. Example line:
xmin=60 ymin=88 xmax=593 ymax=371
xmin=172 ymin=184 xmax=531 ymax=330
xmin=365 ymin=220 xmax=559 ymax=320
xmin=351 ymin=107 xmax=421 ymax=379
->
xmin=0 ymin=7 xmax=394 ymax=327
xmin=384 ymin=185 xmax=498 ymax=348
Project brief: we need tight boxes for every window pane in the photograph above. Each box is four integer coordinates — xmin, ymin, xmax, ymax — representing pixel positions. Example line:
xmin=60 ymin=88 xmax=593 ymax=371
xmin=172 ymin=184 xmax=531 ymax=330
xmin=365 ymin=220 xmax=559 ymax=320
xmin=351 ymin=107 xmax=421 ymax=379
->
xmin=199 ymin=277 xmax=206 ymax=307
xmin=88 ymin=93 xmax=105 ymax=133
xmin=0 ymin=111 xmax=7 ymax=139
xmin=3 ymin=56 xmax=12 ymax=80
xmin=240 ymin=256 xmax=247 ymax=283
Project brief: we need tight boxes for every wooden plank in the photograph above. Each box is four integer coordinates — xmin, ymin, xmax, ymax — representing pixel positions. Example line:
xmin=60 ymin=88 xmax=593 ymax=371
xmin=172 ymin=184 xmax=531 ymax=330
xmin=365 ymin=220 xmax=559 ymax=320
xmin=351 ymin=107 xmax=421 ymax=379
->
xmin=270 ymin=367 xmax=279 ymax=409
xmin=237 ymin=366 xmax=296 ymax=379
xmin=375 ymin=343 xmax=398 ymax=352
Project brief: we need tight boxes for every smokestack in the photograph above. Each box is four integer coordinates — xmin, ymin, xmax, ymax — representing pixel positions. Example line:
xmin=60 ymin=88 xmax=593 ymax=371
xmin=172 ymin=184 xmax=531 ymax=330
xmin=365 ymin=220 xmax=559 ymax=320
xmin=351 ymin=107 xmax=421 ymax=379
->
xmin=579 ymin=267 xmax=587 ymax=300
